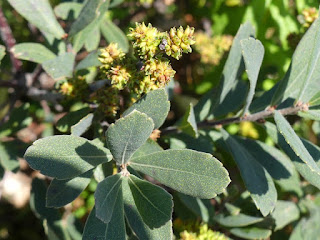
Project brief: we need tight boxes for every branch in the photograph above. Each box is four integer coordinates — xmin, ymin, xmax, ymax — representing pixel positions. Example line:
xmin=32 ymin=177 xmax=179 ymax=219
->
xmin=0 ymin=7 xmax=22 ymax=73
xmin=161 ymin=104 xmax=307 ymax=135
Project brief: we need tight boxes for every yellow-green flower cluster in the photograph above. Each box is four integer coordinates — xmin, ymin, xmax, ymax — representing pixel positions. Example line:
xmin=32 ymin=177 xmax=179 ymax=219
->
xmin=194 ymin=32 xmax=233 ymax=65
xmin=163 ymin=26 xmax=196 ymax=60
xmin=98 ymin=43 xmax=125 ymax=70
xmin=59 ymin=76 xmax=89 ymax=99
xmin=180 ymin=224 xmax=230 ymax=240
xmin=128 ymin=23 xmax=195 ymax=60
xmin=300 ymin=7 xmax=318 ymax=28
xmin=97 ymin=22 xmax=194 ymax=116
xmin=128 ymin=23 xmax=162 ymax=59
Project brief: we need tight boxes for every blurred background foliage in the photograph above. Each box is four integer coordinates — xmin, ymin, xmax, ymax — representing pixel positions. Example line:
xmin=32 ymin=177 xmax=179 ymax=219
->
xmin=1 ymin=0 xmax=320 ymax=239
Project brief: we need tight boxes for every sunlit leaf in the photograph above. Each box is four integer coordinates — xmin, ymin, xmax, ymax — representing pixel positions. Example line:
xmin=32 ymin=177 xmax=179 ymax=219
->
xmin=240 ymin=37 xmax=264 ymax=114
xmin=130 ymin=149 xmax=230 ymax=198
xmin=24 ymin=135 xmax=112 ymax=179
xmin=8 ymin=0 xmax=65 ymax=39
xmin=11 ymin=43 xmax=56 ymax=64
xmin=106 ymin=110 xmax=154 ymax=165
xmin=123 ymin=89 xmax=170 ymax=129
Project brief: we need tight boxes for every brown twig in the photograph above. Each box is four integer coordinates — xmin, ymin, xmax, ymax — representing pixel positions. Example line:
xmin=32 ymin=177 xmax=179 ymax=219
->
xmin=0 ymin=7 xmax=22 ymax=73
xmin=161 ymin=104 xmax=307 ymax=135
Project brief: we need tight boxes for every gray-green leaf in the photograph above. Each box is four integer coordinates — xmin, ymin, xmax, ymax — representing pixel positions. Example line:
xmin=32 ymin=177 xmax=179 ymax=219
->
xmin=11 ymin=43 xmax=56 ymax=64
xmin=24 ymin=135 xmax=111 ymax=179
xmin=264 ymin=121 xmax=320 ymax=190
xmin=177 ymin=103 xmax=198 ymax=138
xmin=274 ymin=111 xmax=320 ymax=175
xmin=230 ymin=227 xmax=272 ymax=240
xmin=75 ymin=50 xmax=102 ymax=70
xmin=100 ymin=19 xmax=129 ymax=52
xmin=68 ymin=0 xmax=109 ymax=37
xmin=71 ymin=113 xmax=94 ymax=137
xmin=221 ymin=129 xmax=277 ymax=216
xmin=272 ymin=16 xmax=320 ymax=105
xmin=130 ymin=149 xmax=230 ymax=198
xmin=54 ymin=2 xmax=83 ymax=20
xmin=56 ymin=107 xmax=91 ymax=133
xmin=123 ymin=88 xmax=170 ymax=129
xmin=42 ymin=52 xmax=75 ymax=81
xmin=214 ymin=213 xmax=263 ymax=227
xmin=122 ymin=177 xmax=173 ymax=240
xmin=82 ymin=207 xmax=107 ymax=240
xmin=241 ymin=37 xmax=264 ymax=114
xmin=94 ymin=174 xmax=122 ymax=223
xmin=106 ymin=110 xmax=154 ymax=165
xmin=46 ymin=170 xmax=93 ymax=208
xmin=128 ymin=175 xmax=173 ymax=228
xmin=271 ymin=200 xmax=300 ymax=231
xmin=8 ymin=0 xmax=65 ymax=39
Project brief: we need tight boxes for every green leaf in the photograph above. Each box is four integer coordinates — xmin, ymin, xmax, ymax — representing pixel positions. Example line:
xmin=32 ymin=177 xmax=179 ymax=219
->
xmin=272 ymin=17 xmax=320 ymax=105
xmin=131 ymin=138 xmax=163 ymax=159
xmin=264 ymin=121 xmax=320 ymax=190
xmin=68 ymin=0 xmax=109 ymax=38
xmin=218 ymin=22 xmax=255 ymax=105
xmin=130 ymin=149 xmax=230 ymax=198
xmin=100 ymin=19 xmax=129 ymax=52
xmin=75 ymin=50 xmax=102 ymax=70
xmin=85 ymin=26 xmax=101 ymax=51
xmin=0 ymin=45 xmax=5 ymax=63
xmin=240 ymin=37 xmax=264 ymax=114
xmin=128 ymin=175 xmax=173 ymax=228
xmin=236 ymin=136 xmax=303 ymax=196
xmin=123 ymin=89 xmax=170 ymax=129
xmin=11 ymin=43 xmax=56 ymax=64
xmin=214 ymin=213 xmax=264 ymax=227
xmin=42 ymin=52 xmax=75 ymax=81
xmin=122 ymin=177 xmax=173 ymax=240
xmin=109 ymin=0 xmax=125 ymax=8
xmin=249 ymin=83 xmax=278 ymax=113
xmin=194 ymin=22 xmax=254 ymax=122
xmin=0 ymin=140 xmax=27 ymax=172
xmin=298 ymin=109 xmax=320 ymax=120
xmin=105 ymin=185 xmax=126 ymax=240
xmin=274 ymin=111 xmax=320 ymax=174
xmin=309 ymin=91 xmax=320 ymax=106
xmin=221 ymin=129 xmax=277 ymax=216
xmin=168 ymin=132 xmax=214 ymax=154
xmin=0 ymin=103 xmax=32 ymax=138
xmin=230 ymin=227 xmax=272 ymax=240
xmin=66 ymin=215 xmax=83 ymax=240
xmin=177 ymin=103 xmax=198 ymax=138
xmin=46 ymin=170 xmax=93 ymax=208
xmin=54 ymin=2 xmax=83 ymax=20
xmin=8 ymin=0 xmax=65 ymax=39
xmin=24 ymin=135 xmax=111 ymax=179
xmin=30 ymin=178 xmax=71 ymax=240
xmin=94 ymin=174 xmax=122 ymax=223
xmin=177 ymin=193 xmax=214 ymax=223
xmin=94 ymin=162 xmax=114 ymax=182
xmin=290 ymin=209 xmax=320 ymax=240
xmin=106 ymin=110 xmax=154 ymax=165
xmin=56 ymin=107 xmax=91 ymax=133
xmin=82 ymin=207 xmax=107 ymax=240
xmin=271 ymin=200 xmax=300 ymax=231
xmin=71 ymin=113 xmax=94 ymax=137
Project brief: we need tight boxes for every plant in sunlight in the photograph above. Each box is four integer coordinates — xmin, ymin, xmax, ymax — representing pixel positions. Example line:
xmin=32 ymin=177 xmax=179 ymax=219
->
xmin=2 ymin=0 xmax=320 ymax=239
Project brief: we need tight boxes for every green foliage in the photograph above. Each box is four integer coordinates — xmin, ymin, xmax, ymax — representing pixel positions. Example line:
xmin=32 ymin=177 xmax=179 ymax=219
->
xmin=3 ymin=1 xmax=320 ymax=239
